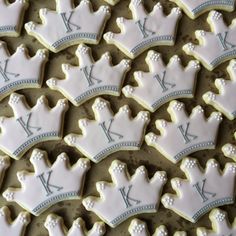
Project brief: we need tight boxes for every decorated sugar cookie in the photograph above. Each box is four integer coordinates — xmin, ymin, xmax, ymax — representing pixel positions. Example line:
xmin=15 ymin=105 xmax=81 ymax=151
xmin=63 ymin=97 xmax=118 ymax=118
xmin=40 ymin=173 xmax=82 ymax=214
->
xmin=45 ymin=214 xmax=106 ymax=236
xmin=0 ymin=93 xmax=68 ymax=159
xmin=47 ymin=44 xmax=130 ymax=106
xmin=161 ymin=158 xmax=236 ymax=222
xmin=25 ymin=0 xmax=111 ymax=52
xmin=145 ymin=100 xmax=222 ymax=163
xmin=171 ymin=0 xmax=235 ymax=19
xmin=103 ymin=0 xmax=120 ymax=5
xmin=0 ymin=0 xmax=28 ymax=37
xmin=122 ymin=51 xmax=200 ymax=112
xmin=0 ymin=41 xmax=48 ymax=101
xmin=203 ymin=60 xmax=236 ymax=120
xmin=0 ymin=155 xmax=10 ymax=188
xmin=183 ymin=11 xmax=236 ymax=71
xmin=129 ymin=219 xmax=186 ymax=236
xmin=82 ymin=160 xmax=167 ymax=228
xmin=64 ymin=97 xmax=150 ymax=163
xmin=222 ymin=131 xmax=236 ymax=162
xmin=3 ymin=149 xmax=90 ymax=216
xmin=196 ymin=208 xmax=236 ymax=236
xmin=103 ymin=0 xmax=182 ymax=59
xmin=0 ymin=206 xmax=30 ymax=236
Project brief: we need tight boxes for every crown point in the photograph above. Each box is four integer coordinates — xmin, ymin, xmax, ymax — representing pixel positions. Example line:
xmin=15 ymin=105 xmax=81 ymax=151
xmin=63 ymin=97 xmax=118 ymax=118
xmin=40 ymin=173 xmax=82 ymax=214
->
xmin=136 ymin=166 xmax=147 ymax=175
xmin=58 ymin=99 xmax=68 ymax=107
xmin=81 ymin=0 xmax=90 ymax=5
xmin=131 ymin=222 xmax=146 ymax=234
xmin=57 ymin=153 xmax=68 ymax=162
xmin=162 ymin=195 xmax=174 ymax=206
xmin=211 ymin=112 xmax=223 ymax=121
xmin=131 ymin=0 xmax=142 ymax=6
xmin=93 ymin=99 xmax=108 ymax=111
xmin=182 ymin=158 xmax=197 ymax=169
xmin=185 ymin=43 xmax=195 ymax=52
xmin=79 ymin=118 xmax=89 ymax=127
xmin=37 ymin=49 xmax=48 ymax=59
xmin=120 ymin=105 xmax=130 ymax=114
xmin=100 ymin=5 xmax=111 ymax=15
xmin=193 ymin=105 xmax=204 ymax=114
xmin=40 ymin=8 xmax=48 ymax=16
xmin=138 ymin=111 xmax=150 ymax=122
xmin=214 ymin=211 xmax=226 ymax=222
xmin=227 ymin=163 xmax=236 ymax=173
xmin=156 ymin=171 xmax=167 ymax=183
xmin=146 ymin=133 xmax=158 ymax=143
xmin=204 ymin=91 xmax=216 ymax=102
xmin=117 ymin=17 xmax=124 ymax=25
xmin=189 ymin=60 xmax=200 ymax=69
xmin=96 ymin=182 xmax=106 ymax=191
xmin=171 ymin=100 xmax=184 ymax=111
xmin=45 ymin=217 xmax=59 ymax=229
xmin=31 ymin=149 xmax=44 ymax=161
xmin=171 ymin=55 xmax=181 ymax=63
xmin=64 ymin=134 xmax=77 ymax=145
xmin=121 ymin=59 xmax=131 ymax=69
xmin=83 ymin=199 xmax=95 ymax=209
xmin=103 ymin=52 xmax=111 ymax=61
xmin=123 ymin=85 xmax=134 ymax=95
xmin=196 ymin=30 xmax=206 ymax=37
xmin=210 ymin=11 xmax=222 ymax=21
xmin=111 ymin=162 xmax=126 ymax=173
xmin=148 ymin=51 xmax=160 ymax=62
xmin=17 ymin=171 xmax=26 ymax=182
xmin=3 ymin=191 xmax=14 ymax=201
xmin=154 ymin=2 xmax=163 ymax=10
xmin=215 ymin=78 xmax=226 ymax=87
xmin=104 ymin=32 xmax=114 ymax=41
xmin=9 ymin=93 xmax=21 ymax=105
xmin=18 ymin=212 xmax=30 ymax=225
xmin=172 ymin=178 xmax=182 ymax=188
xmin=77 ymin=44 xmax=89 ymax=55
xmin=222 ymin=144 xmax=236 ymax=157
xmin=207 ymin=159 xmax=219 ymax=169
xmin=78 ymin=158 xmax=90 ymax=169
xmin=173 ymin=7 xmax=182 ymax=15
xmin=47 ymin=78 xmax=57 ymax=87
xmin=25 ymin=21 xmax=36 ymax=31
xmin=62 ymin=63 xmax=71 ymax=71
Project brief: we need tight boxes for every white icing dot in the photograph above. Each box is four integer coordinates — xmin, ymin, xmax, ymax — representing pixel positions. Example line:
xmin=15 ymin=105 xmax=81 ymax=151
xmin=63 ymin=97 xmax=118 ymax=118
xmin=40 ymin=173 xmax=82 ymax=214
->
xmin=77 ymin=45 xmax=89 ymax=54
xmin=94 ymin=224 xmax=105 ymax=234
xmin=103 ymin=52 xmax=110 ymax=60
xmin=45 ymin=219 xmax=58 ymax=229
xmin=174 ymin=7 xmax=181 ymax=15
xmin=212 ymin=112 xmax=223 ymax=121
xmin=66 ymin=135 xmax=76 ymax=145
xmin=117 ymin=17 xmax=124 ymax=24
xmin=59 ymin=153 xmax=67 ymax=161
xmin=80 ymin=119 xmax=88 ymax=127
xmin=132 ymin=0 xmax=142 ymax=6
xmin=139 ymin=112 xmax=149 ymax=122
xmin=19 ymin=215 xmax=28 ymax=224
xmin=59 ymin=99 xmax=67 ymax=107
xmin=191 ymin=60 xmax=200 ymax=69
xmin=112 ymin=163 xmax=125 ymax=173
xmin=132 ymin=223 xmax=145 ymax=233
xmin=47 ymin=78 xmax=57 ymax=86
xmin=138 ymin=166 xmax=146 ymax=174
xmin=122 ymin=59 xmax=130 ymax=68
xmin=172 ymin=55 xmax=180 ymax=62
xmin=173 ymin=179 xmax=181 ymax=188
xmin=94 ymin=100 xmax=107 ymax=110
xmin=124 ymin=85 xmax=134 ymax=94
xmin=195 ymin=106 xmax=204 ymax=114
xmin=149 ymin=51 xmax=160 ymax=62
xmin=147 ymin=133 xmax=158 ymax=143
xmin=9 ymin=94 xmax=20 ymax=104
xmin=207 ymin=92 xmax=216 ymax=101
xmin=199 ymin=30 xmax=206 ymax=36
xmin=73 ymin=221 xmax=82 ymax=228
xmin=101 ymin=5 xmax=110 ymax=14
xmin=172 ymin=101 xmax=184 ymax=111
xmin=32 ymin=151 xmax=43 ymax=161
xmin=105 ymin=32 xmax=114 ymax=40
xmin=215 ymin=212 xmax=226 ymax=221
xmin=98 ymin=182 xmax=105 ymax=190
xmin=41 ymin=8 xmax=47 ymax=15
xmin=4 ymin=192 xmax=14 ymax=201
xmin=212 ymin=11 xmax=222 ymax=20
xmin=63 ymin=64 xmax=71 ymax=71
xmin=208 ymin=160 xmax=218 ymax=168
xmin=155 ymin=2 xmax=163 ymax=10
xmin=85 ymin=200 xmax=94 ymax=209
xmin=26 ymin=22 xmax=36 ymax=31
xmin=228 ymin=164 xmax=236 ymax=173
xmin=121 ymin=105 xmax=130 ymax=113
xmin=158 ymin=229 xmax=168 ymax=236
xmin=217 ymin=79 xmax=226 ymax=86
xmin=0 ymin=158 xmax=7 ymax=166
xmin=78 ymin=160 xmax=88 ymax=169
xmin=224 ymin=144 xmax=236 ymax=156
xmin=81 ymin=0 xmax=90 ymax=5
xmin=184 ymin=159 xmax=197 ymax=168
xmin=157 ymin=172 xmax=167 ymax=182
xmin=187 ymin=43 xmax=195 ymax=51
xmin=163 ymin=196 xmax=174 ymax=206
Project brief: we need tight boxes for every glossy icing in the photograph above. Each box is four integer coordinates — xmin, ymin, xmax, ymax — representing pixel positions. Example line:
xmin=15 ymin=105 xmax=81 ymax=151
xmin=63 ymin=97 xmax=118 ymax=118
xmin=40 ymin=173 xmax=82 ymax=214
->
xmin=0 ymin=155 xmax=10 ymax=188
xmin=3 ymin=149 xmax=90 ymax=216
xmin=47 ymin=44 xmax=130 ymax=106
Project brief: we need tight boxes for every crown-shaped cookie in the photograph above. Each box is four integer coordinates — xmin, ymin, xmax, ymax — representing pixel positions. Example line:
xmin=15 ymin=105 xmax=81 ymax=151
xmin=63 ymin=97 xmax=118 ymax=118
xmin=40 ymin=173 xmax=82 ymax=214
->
xmin=45 ymin=214 xmax=106 ymax=236
xmin=0 ymin=0 xmax=28 ymax=37
xmin=183 ymin=11 xmax=236 ymax=71
xmin=203 ymin=60 xmax=236 ymax=120
xmin=171 ymin=0 xmax=235 ymax=19
xmin=25 ymin=0 xmax=110 ymax=52
xmin=47 ymin=44 xmax=131 ymax=106
xmin=103 ymin=0 xmax=182 ymax=59
xmin=0 ymin=206 xmax=30 ymax=236
xmin=64 ymin=97 xmax=150 ymax=163
xmin=0 ymin=93 xmax=68 ymax=160
xmin=103 ymin=0 xmax=120 ymax=5
xmin=129 ymin=219 xmax=187 ymax=236
xmin=122 ymin=51 xmax=200 ymax=112
xmin=82 ymin=160 xmax=167 ymax=228
xmin=196 ymin=208 xmax=236 ymax=236
xmin=145 ymin=100 xmax=222 ymax=163
xmin=222 ymin=131 xmax=236 ymax=162
xmin=0 ymin=41 xmax=48 ymax=101
xmin=161 ymin=158 xmax=236 ymax=222
xmin=3 ymin=149 xmax=90 ymax=216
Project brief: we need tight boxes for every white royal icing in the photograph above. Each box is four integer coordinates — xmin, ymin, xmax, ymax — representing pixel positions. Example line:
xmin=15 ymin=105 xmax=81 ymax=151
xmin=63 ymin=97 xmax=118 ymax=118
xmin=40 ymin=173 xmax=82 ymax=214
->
xmin=145 ymin=100 xmax=222 ymax=163
xmin=183 ymin=11 xmax=236 ymax=71
xmin=122 ymin=50 xmax=200 ymax=112
xmin=0 ymin=0 xmax=28 ymax=37
xmin=64 ymin=97 xmax=150 ymax=163
xmin=82 ymin=160 xmax=167 ymax=228
xmin=0 ymin=155 xmax=10 ymax=188
xmin=0 ymin=93 xmax=68 ymax=160
xmin=0 ymin=41 xmax=48 ymax=101
xmin=45 ymin=214 xmax=106 ymax=236
xmin=103 ymin=0 xmax=120 ymax=6
xmin=161 ymin=158 xmax=236 ymax=222
xmin=129 ymin=218 xmax=187 ymax=236
xmin=47 ymin=44 xmax=131 ymax=106
xmin=25 ymin=0 xmax=111 ymax=52
xmin=196 ymin=208 xmax=236 ymax=236
xmin=222 ymin=131 xmax=236 ymax=162
xmin=0 ymin=206 xmax=30 ymax=236
xmin=171 ymin=0 xmax=235 ymax=19
xmin=103 ymin=0 xmax=182 ymax=59
xmin=3 ymin=149 xmax=90 ymax=216
xmin=203 ymin=60 xmax=236 ymax=120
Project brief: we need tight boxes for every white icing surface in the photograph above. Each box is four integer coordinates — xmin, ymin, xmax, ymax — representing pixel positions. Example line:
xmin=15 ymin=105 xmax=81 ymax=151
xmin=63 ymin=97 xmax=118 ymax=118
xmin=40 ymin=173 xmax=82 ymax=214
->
xmin=25 ymin=0 xmax=111 ymax=52
xmin=103 ymin=0 xmax=120 ymax=5
xmin=64 ymin=97 xmax=150 ymax=163
xmin=103 ymin=0 xmax=182 ymax=59
xmin=0 ymin=93 xmax=68 ymax=159
xmin=129 ymin=219 xmax=187 ymax=236
xmin=45 ymin=214 xmax=106 ymax=236
xmin=123 ymin=50 xmax=200 ymax=112
xmin=196 ymin=208 xmax=236 ymax=236
xmin=82 ymin=160 xmax=167 ymax=228
xmin=171 ymin=0 xmax=235 ymax=19
xmin=0 ymin=41 xmax=48 ymax=101
xmin=161 ymin=158 xmax=236 ymax=222
xmin=3 ymin=149 xmax=90 ymax=216
xmin=0 ymin=0 xmax=28 ymax=37
xmin=203 ymin=59 xmax=236 ymax=120
xmin=145 ymin=100 xmax=222 ymax=163
xmin=0 ymin=206 xmax=30 ymax=236
xmin=183 ymin=11 xmax=236 ymax=71
xmin=47 ymin=44 xmax=130 ymax=106
xmin=222 ymin=131 xmax=236 ymax=162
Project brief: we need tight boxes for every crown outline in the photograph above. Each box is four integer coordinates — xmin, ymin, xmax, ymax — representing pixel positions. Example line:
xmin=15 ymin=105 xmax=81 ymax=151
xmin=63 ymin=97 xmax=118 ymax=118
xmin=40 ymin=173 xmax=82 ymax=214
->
xmin=183 ymin=11 xmax=236 ymax=71
xmin=64 ymin=97 xmax=150 ymax=163
xmin=45 ymin=213 xmax=106 ymax=236
xmin=103 ymin=0 xmax=182 ymax=59
xmin=82 ymin=160 xmax=167 ymax=228
xmin=171 ymin=0 xmax=235 ymax=19
xmin=122 ymin=50 xmax=200 ymax=112
xmin=196 ymin=208 xmax=236 ymax=236
xmin=0 ymin=0 xmax=29 ymax=37
xmin=203 ymin=60 xmax=236 ymax=120
xmin=161 ymin=157 xmax=236 ymax=223
xmin=0 ymin=206 xmax=30 ymax=236
xmin=0 ymin=93 xmax=68 ymax=160
xmin=47 ymin=44 xmax=131 ymax=106
xmin=25 ymin=0 xmax=111 ymax=53
xmin=0 ymin=41 xmax=48 ymax=101
xmin=129 ymin=218 xmax=187 ymax=236
xmin=145 ymin=100 xmax=222 ymax=163
xmin=3 ymin=149 xmax=90 ymax=216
